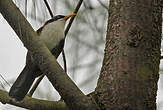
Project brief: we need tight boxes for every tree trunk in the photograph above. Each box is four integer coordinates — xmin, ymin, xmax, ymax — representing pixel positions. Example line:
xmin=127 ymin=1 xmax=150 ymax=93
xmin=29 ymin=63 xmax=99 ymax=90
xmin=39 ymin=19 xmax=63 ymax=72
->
xmin=95 ymin=0 xmax=162 ymax=110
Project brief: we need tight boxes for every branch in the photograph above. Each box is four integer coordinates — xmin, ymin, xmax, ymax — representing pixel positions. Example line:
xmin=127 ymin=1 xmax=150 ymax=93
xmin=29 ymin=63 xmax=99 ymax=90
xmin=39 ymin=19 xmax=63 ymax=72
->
xmin=28 ymin=74 xmax=44 ymax=97
xmin=0 ymin=89 xmax=68 ymax=110
xmin=64 ymin=0 xmax=83 ymax=37
xmin=0 ymin=0 xmax=98 ymax=109
xmin=97 ymin=0 xmax=109 ymax=10
xmin=0 ymin=89 xmax=95 ymax=110
xmin=43 ymin=0 xmax=54 ymax=17
xmin=62 ymin=50 xmax=67 ymax=73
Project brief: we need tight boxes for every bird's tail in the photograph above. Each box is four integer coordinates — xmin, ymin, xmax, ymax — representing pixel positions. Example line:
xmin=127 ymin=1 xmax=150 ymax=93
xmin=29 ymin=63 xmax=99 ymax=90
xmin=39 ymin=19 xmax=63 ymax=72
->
xmin=9 ymin=64 xmax=40 ymax=102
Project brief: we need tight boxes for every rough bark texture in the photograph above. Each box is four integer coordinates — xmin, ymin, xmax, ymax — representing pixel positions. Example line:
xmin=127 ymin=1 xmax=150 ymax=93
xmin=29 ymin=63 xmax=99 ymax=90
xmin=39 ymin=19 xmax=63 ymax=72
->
xmin=95 ymin=0 xmax=162 ymax=110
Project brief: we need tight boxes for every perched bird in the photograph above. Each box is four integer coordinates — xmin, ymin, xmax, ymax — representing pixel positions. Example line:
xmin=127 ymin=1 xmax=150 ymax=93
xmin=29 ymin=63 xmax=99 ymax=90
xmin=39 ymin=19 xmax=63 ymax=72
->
xmin=9 ymin=13 xmax=76 ymax=102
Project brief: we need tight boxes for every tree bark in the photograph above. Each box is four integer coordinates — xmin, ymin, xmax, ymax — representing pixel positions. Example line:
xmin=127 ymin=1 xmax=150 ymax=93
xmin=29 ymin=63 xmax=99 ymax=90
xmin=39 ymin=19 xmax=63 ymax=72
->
xmin=95 ymin=0 xmax=162 ymax=110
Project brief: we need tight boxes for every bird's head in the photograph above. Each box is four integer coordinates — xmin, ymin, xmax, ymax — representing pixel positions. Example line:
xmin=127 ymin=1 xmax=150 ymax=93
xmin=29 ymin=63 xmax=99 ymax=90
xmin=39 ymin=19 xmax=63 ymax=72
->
xmin=53 ymin=13 xmax=76 ymax=21
xmin=44 ymin=13 xmax=76 ymax=25
xmin=37 ymin=13 xmax=76 ymax=35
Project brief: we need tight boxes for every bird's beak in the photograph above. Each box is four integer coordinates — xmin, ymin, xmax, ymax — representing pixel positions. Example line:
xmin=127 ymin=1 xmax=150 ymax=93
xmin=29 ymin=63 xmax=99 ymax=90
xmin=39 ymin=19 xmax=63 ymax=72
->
xmin=64 ymin=13 xmax=76 ymax=20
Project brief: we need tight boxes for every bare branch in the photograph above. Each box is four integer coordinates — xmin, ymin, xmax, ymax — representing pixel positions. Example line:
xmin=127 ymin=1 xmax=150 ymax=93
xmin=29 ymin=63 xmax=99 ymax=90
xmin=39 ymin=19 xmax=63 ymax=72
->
xmin=62 ymin=50 xmax=67 ymax=73
xmin=43 ymin=0 xmax=54 ymax=17
xmin=28 ymin=74 xmax=44 ymax=97
xmin=0 ymin=89 xmax=68 ymax=110
xmin=97 ymin=0 xmax=109 ymax=10
xmin=64 ymin=0 xmax=83 ymax=37
xmin=25 ymin=0 xmax=27 ymax=17
xmin=0 ymin=74 xmax=11 ymax=87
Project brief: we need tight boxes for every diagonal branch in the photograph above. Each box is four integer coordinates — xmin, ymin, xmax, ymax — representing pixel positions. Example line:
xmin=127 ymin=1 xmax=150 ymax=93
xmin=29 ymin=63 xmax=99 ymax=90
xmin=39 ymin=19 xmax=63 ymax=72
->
xmin=64 ymin=0 xmax=83 ymax=37
xmin=28 ymin=74 xmax=44 ymax=97
xmin=97 ymin=0 xmax=109 ymax=10
xmin=43 ymin=0 xmax=54 ymax=17
xmin=0 ymin=0 xmax=98 ymax=109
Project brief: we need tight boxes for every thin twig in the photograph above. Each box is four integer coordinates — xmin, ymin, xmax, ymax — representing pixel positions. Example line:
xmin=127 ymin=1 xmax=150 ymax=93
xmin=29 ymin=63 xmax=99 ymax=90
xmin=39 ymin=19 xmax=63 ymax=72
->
xmin=65 ymin=0 xmax=83 ymax=37
xmin=0 ymin=74 xmax=11 ymax=87
xmin=43 ymin=0 xmax=54 ymax=17
xmin=25 ymin=0 xmax=27 ymax=17
xmin=83 ymin=0 xmax=94 ymax=10
xmin=28 ymin=74 xmax=44 ymax=97
xmin=0 ymin=81 xmax=5 ymax=90
xmin=32 ymin=0 xmax=36 ymax=21
xmin=63 ymin=0 xmax=84 ymax=74
xmin=62 ymin=50 xmax=67 ymax=73
xmin=97 ymin=0 xmax=109 ymax=10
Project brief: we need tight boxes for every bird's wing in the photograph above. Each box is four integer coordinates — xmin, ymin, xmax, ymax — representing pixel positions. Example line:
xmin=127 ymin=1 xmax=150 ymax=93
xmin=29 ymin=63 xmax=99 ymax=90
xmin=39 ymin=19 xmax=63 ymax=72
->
xmin=51 ymin=39 xmax=65 ymax=58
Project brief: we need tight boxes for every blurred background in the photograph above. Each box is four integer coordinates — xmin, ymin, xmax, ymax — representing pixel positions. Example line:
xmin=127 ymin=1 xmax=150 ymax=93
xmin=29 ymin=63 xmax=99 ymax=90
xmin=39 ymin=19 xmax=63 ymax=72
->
xmin=0 ymin=0 xmax=162 ymax=109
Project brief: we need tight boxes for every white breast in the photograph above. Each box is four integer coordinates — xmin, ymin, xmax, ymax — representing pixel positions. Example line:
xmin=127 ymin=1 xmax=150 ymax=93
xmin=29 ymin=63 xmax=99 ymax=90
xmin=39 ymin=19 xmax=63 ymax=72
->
xmin=40 ymin=20 xmax=66 ymax=50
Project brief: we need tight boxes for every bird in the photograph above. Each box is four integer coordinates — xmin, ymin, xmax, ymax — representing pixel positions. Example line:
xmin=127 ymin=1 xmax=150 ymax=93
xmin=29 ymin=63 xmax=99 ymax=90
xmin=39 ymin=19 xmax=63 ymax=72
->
xmin=9 ymin=13 xmax=76 ymax=102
